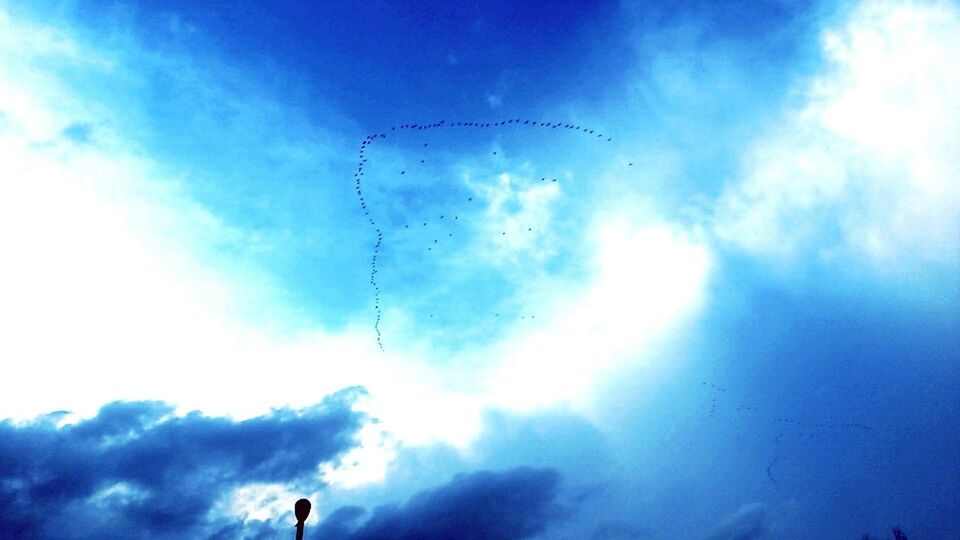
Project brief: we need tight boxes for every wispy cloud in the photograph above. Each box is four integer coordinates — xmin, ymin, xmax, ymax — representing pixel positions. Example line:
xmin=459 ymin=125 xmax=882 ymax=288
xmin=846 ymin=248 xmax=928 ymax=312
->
xmin=713 ymin=0 xmax=960 ymax=268
xmin=703 ymin=503 xmax=770 ymax=540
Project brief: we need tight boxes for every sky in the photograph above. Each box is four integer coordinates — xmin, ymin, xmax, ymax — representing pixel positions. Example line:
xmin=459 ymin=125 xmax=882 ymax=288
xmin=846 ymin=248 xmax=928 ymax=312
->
xmin=0 ymin=0 xmax=958 ymax=538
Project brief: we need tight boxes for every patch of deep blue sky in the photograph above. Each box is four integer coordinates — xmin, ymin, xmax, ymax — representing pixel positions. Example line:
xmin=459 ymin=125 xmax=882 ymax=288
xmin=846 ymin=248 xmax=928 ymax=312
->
xmin=16 ymin=0 xmax=823 ymax=335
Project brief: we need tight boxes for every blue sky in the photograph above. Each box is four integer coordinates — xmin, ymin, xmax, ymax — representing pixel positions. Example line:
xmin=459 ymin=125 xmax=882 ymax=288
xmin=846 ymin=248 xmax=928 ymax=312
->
xmin=1 ymin=0 xmax=958 ymax=538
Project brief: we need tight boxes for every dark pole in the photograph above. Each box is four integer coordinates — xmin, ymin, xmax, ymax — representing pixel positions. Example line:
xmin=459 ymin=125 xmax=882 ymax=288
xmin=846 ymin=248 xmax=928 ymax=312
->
xmin=295 ymin=498 xmax=311 ymax=540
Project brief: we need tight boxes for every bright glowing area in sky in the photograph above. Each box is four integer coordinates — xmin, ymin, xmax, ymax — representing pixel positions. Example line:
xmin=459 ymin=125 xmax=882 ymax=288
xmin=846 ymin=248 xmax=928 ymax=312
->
xmin=1 ymin=1 xmax=959 ymax=538
xmin=491 ymin=221 xmax=711 ymax=411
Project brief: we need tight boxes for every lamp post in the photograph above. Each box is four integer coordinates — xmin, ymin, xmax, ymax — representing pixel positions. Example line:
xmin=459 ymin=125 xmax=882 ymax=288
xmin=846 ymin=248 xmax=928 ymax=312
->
xmin=295 ymin=498 xmax=311 ymax=540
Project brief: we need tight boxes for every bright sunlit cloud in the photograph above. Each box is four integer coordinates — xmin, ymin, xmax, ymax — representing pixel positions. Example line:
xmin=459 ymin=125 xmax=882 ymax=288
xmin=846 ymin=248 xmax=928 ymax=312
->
xmin=488 ymin=219 xmax=711 ymax=411
xmin=713 ymin=0 xmax=960 ymax=267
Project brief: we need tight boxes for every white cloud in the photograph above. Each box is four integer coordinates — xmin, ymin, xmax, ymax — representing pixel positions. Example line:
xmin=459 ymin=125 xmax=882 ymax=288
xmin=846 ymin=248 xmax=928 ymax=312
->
xmin=220 ymin=483 xmax=313 ymax=524
xmin=0 ymin=21 xmax=234 ymax=418
xmin=469 ymin=170 xmax=561 ymax=267
xmin=486 ymin=218 xmax=712 ymax=412
xmin=0 ymin=5 xmax=715 ymax=494
xmin=713 ymin=0 xmax=960 ymax=266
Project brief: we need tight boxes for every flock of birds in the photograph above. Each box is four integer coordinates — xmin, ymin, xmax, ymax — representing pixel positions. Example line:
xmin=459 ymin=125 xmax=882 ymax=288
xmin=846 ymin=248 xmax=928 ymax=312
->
xmin=701 ymin=381 xmax=875 ymax=487
xmin=345 ymin=116 xmax=959 ymax=535
xmin=353 ymin=117 xmax=883 ymax=497
xmin=353 ymin=117 xmax=618 ymax=350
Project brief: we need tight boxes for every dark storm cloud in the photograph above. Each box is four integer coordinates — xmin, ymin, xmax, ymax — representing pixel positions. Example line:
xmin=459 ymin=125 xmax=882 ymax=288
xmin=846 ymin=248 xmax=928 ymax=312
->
xmin=315 ymin=466 xmax=568 ymax=540
xmin=207 ymin=519 xmax=282 ymax=540
xmin=0 ymin=388 xmax=366 ymax=539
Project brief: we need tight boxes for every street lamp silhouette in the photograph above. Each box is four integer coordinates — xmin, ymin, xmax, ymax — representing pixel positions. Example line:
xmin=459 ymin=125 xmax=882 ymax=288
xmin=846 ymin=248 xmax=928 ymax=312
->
xmin=294 ymin=498 xmax=311 ymax=540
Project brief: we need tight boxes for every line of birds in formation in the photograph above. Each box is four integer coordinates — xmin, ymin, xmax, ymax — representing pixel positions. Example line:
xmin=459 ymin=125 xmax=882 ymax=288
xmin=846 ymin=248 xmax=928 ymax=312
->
xmin=767 ymin=430 xmax=786 ymax=486
xmin=702 ymin=381 xmax=875 ymax=487
xmin=423 ymin=312 xmax=539 ymax=320
xmin=386 ymin=119 xmax=615 ymax=142
xmin=354 ymin=118 xmax=616 ymax=351
xmin=705 ymin=382 xmax=727 ymax=416
xmin=703 ymin=381 xmax=875 ymax=430
xmin=355 ymin=126 xmax=885 ymax=495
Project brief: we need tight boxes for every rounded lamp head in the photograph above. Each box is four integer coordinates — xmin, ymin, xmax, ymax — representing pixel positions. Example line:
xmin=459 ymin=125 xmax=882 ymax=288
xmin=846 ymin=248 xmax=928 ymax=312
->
xmin=295 ymin=498 xmax=311 ymax=524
